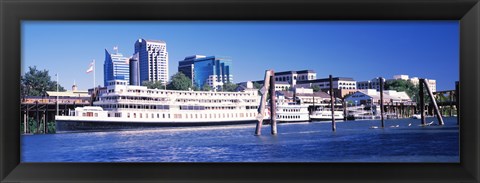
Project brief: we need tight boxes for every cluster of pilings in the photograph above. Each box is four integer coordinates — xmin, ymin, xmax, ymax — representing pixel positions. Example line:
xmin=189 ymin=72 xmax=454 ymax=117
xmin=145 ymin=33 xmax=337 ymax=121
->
xmin=255 ymin=74 xmax=458 ymax=135
xmin=255 ymin=70 xmax=277 ymax=136
xmin=21 ymin=99 xmax=89 ymax=134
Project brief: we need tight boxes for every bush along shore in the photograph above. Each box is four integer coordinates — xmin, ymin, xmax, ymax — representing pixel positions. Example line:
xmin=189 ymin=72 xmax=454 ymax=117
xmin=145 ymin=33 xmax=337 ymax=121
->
xmin=21 ymin=117 xmax=56 ymax=134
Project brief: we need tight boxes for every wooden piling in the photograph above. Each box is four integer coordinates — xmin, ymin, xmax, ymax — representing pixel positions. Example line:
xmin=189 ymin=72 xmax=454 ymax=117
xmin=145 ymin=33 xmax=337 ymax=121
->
xmin=448 ymin=92 xmax=453 ymax=116
xmin=270 ymin=71 xmax=277 ymax=135
xmin=43 ymin=111 xmax=46 ymax=134
xmin=23 ymin=112 xmax=27 ymax=134
xmin=400 ymin=103 xmax=404 ymax=118
xmin=255 ymin=70 xmax=272 ymax=136
xmin=329 ymin=75 xmax=336 ymax=131
xmin=46 ymin=108 xmax=49 ymax=133
xmin=26 ymin=104 xmax=29 ymax=134
xmin=343 ymin=99 xmax=347 ymax=121
xmin=379 ymin=77 xmax=385 ymax=128
xmin=55 ymin=101 xmax=58 ymax=116
xmin=455 ymin=81 xmax=459 ymax=125
xmin=419 ymin=79 xmax=426 ymax=125
xmin=36 ymin=101 xmax=39 ymax=133
xmin=422 ymin=79 xmax=444 ymax=125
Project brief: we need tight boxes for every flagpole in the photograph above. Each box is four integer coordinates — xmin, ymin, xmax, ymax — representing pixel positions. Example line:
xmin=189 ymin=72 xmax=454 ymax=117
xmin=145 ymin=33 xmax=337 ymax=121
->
xmin=56 ymin=73 xmax=59 ymax=115
xmin=93 ymin=59 xmax=96 ymax=89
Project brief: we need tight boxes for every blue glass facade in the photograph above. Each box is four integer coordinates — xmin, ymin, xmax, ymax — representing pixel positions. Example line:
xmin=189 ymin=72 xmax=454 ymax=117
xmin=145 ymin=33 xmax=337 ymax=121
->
xmin=190 ymin=56 xmax=232 ymax=89
xmin=103 ymin=49 xmax=130 ymax=86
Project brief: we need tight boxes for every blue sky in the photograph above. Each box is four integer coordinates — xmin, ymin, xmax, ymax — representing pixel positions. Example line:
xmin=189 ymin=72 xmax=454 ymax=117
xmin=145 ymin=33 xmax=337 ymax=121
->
xmin=22 ymin=21 xmax=459 ymax=91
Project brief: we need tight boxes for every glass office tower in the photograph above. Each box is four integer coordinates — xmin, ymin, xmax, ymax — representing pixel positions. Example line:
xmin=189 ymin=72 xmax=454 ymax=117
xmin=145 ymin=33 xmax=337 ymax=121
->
xmin=179 ymin=55 xmax=233 ymax=90
xmin=103 ymin=48 xmax=130 ymax=86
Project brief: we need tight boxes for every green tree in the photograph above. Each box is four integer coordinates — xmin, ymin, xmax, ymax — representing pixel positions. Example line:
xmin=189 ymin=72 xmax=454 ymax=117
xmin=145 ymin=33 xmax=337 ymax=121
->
xmin=384 ymin=79 xmax=432 ymax=104
xmin=311 ymin=85 xmax=321 ymax=92
xmin=384 ymin=79 xmax=418 ymax=98
xmin=21 ymin=66 xmax=66 ymax=97
xmin=167 ymin=72 xmax=192 ymax=90
xmin=202 ymin=84 xmax=212 ymax=91
xmin=191 ymin=85 xmax=200 ymax=91
xmin=142 ymin=80 xmax=165 ymax=89
xmin=253 ymin=82 xmax=262 ymax=89
xmin=222 ymin=82 xmax=238 ymax=92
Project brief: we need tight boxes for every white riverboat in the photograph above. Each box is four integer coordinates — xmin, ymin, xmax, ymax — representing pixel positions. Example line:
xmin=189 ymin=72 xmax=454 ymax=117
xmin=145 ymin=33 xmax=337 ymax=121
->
xmin=273 ymin=95 xmax=310 ymax=122
xmin=55 ymin=80 xmax=267 ymax=132
xmin=412 ymin=114 xmax=422 ymax=119
xmin=309 ymin=105 xmax=344 ymax=121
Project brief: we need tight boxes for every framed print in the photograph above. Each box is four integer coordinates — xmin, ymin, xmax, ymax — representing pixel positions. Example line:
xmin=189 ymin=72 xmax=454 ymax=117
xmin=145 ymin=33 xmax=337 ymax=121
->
xmin=1 ymin=0 xmax=479 ymax=182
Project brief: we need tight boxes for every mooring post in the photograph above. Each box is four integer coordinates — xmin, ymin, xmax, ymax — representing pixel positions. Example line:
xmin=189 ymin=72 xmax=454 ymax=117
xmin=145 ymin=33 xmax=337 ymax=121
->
xmin=270 ymin=71 xmax=277 ymax=135
xmin=419 ymin=79 xmax=426 ymax=125
xmin=400 ymin=103 xmax=404 ymax=118
xmin=379 ymin=77 xmax=385 ymax=128
xmin=36 ymin=101 xmax=39 ymax=134
xmin=449 ymin=91 xmax=453 ymax=117
xmin=46 ymin=107 xmax=49 ymax=133
xmin=55 ymin=101 xmax=58 ymax=117
xmin=26 ymin=104 xmax=29 ymax=134
xmin=422 ymin=79 xmax=444 ymax=125
xmin=255 ymin=70 xmax=272 ymax=136
xmin=343 ymin=99 xmax=347 ymax=121
xmin=329 ymin=75 xmax=336 ymax=131
xmin=455 ymin=81 xmax=459 ymax=125
xmin=43 ymin=111 xmax=46 ymax=134
xmin=311 ymin=94 xmax=315 ymax=117
xmin=23 ymin=111 xmax=27 ymax=134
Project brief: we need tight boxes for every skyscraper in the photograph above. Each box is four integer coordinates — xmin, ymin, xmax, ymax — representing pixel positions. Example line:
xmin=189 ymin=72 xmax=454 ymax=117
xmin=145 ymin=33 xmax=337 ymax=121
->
xmin=178 ymin=55 xmax=206 ymax=85
xmin=178 ymin=55 xmax=233 ymax=90
xmin=103 ymin=47 xmax=130 ymax=86
xmin=134 ymin=39 xmax=169 ymax=85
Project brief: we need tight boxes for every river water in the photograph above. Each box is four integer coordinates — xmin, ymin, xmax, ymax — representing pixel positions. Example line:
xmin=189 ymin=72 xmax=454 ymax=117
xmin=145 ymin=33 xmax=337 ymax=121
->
xmin=21 ymin=117 xmax=459 ymax=162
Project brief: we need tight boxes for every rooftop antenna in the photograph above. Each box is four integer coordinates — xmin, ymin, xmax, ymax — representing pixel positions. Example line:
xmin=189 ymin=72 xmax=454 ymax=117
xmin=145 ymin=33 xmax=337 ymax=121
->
xmin=113 ymin=46 xmax=119 ymax=54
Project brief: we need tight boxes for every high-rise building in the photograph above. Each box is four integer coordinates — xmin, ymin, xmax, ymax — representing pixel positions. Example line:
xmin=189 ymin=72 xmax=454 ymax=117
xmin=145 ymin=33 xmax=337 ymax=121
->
xmin=103 ymin=47 xmax=130 ymax=86
xmin=178 ymin=55 xmax=206 ymax=85
xmin=134 ymin=39 xmax=168 ymax=85
xmin=129 ymin=53 xmax=140 ymax=86
xmin=178 ymin=55 xmax=233 ymax=90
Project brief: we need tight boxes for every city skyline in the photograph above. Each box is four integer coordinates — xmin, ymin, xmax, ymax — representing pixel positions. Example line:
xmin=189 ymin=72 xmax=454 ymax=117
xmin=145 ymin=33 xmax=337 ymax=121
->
xmin=22 ymin=21 xmax=459 ymax=91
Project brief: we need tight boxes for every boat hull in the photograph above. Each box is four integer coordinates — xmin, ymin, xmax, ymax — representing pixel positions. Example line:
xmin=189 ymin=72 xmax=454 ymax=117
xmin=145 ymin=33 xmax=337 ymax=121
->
xmin=310 ymin=116 xmax=344 ymax=121
xmin=55 ymin=119 xmax=258 ymax=133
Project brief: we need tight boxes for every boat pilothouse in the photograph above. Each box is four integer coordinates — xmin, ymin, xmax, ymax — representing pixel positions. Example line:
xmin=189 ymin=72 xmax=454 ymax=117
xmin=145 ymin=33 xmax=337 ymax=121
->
xmin=309 ymin=104 xmax=344 ymax=121
xmin=273 ymin=92 xmax=310 ymax=122
xmin=55 ymin=80 xmax=267 ymax=132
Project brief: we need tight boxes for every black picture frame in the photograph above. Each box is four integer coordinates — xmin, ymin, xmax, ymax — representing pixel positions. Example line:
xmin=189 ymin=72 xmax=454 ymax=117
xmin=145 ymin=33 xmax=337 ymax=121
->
xmin=1 ymin=0 xmax=479 ymax=182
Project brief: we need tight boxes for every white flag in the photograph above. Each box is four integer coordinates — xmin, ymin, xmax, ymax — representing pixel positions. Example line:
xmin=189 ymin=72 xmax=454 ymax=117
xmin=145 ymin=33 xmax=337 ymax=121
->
xmin=86 ymin=61 xmax=94 ymax=73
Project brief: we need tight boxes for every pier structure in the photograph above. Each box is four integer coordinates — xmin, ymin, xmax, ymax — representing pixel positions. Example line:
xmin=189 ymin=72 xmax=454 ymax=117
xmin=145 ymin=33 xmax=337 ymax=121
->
xmin=21 ymin=97 xmax=90 ymax=134
xmin=432 ymin=87 xmax=459 ymax=120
